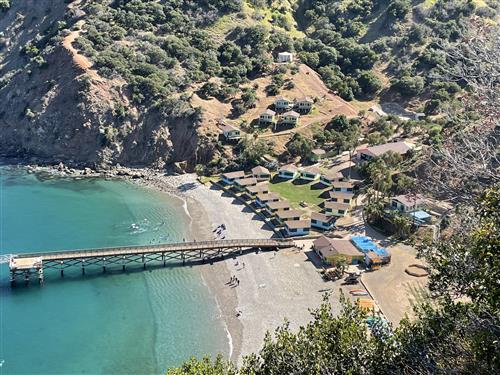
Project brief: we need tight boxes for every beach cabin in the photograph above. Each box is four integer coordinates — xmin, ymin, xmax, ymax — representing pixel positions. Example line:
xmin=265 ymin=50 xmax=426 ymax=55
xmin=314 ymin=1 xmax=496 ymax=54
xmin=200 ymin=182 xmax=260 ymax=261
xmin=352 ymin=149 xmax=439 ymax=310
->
xmin=278 ymin=164 xmax=300 ymax=180
xmin=324 ymin=201 xmax=351 ymax=217
xmin=233 ymin=177 xmax=257 ymax=191
xmin=311 ymin=149 xmax=326 ymax=162
xmin=390 ymin=194 xmax=425 ymax=212
xmin=275 ymin=209 xmax=302 ymax=225
xmin=220 ymin=170 xmax=245 ymax=185
xmin=265 ymin=200 xmax=291 ymax=216
xmin=311 ymin=212 xmax=336 ymax=231
xmin=295 ymin=97 xmax=314 ymax=113
xmin=329 ymin=191 xmax=354 ymax=205
xmin=331 ymin=180 xmax=355 ymax=193
xmin=281 ymin=111 xmax=300 ymax=126
xmin=259 ymin=109 xmax=277 ymax=125
xmin=243 ymin=184 xmax=269 ymax=201
xmin=300 ymin=165 xmax=321 ymax=181
xmin=255 ymin=192 xmax=279 ymax=208
xmin=284 ymin=220 xmax=310 ymax=237
xmin=274 ymin=96 xmax=293 ymax=111
xmin=221 ymin=124 xmax=241 ymax=141
xmin=313 ymin=236 xmax=364 ymax=265
xmin=320 ymin=170 xmax=344 ymax=186
xmin=277 ymin=52 xmax=294 ymax=63
xmin=357 ymin=141 xmax=412 ymax=162
xmin=251 ymin=166 xmax=271 ymax=181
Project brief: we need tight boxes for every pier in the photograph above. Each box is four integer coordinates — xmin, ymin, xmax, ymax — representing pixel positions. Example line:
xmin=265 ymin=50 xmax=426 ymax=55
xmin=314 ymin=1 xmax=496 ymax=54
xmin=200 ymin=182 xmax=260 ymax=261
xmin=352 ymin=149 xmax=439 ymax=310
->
xmin=2 ymin=239 xmax=295 ymax=285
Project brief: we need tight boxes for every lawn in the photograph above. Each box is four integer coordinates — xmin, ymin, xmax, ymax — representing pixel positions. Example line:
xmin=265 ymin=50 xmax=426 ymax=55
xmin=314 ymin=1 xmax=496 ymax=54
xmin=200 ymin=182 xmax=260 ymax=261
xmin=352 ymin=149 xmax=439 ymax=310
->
xmin=268 ymin=175 xmax=327 ymax=209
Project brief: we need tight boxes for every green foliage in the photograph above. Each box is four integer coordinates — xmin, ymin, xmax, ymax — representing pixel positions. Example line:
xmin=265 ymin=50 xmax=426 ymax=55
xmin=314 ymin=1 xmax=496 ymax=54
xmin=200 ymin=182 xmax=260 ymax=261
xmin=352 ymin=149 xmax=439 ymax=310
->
xmin=387 ymin=0 xmax=411 ymax=20
xmin=0 ymin=0 xmax=10 ymax=11
xmin=419 ymin=186 xmax=500 ymax=310
xmin=167 ymin=355 xmax=236 ymax=375
xmin=235 ymin=137 xmax=273 ymax=169
xmin=356 ymin=71 xmax=382 ymax=98
xmin=392 ymin=75 xmax=425 ymax=97
xmin=286 ymin=134 xmax=313 ymax=161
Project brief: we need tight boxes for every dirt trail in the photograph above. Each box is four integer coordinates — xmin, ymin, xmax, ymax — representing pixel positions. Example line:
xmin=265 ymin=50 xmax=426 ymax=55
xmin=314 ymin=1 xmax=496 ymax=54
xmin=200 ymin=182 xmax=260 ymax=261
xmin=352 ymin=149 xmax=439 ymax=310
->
xmin=62 ymin=20 xmax=103 ymax=82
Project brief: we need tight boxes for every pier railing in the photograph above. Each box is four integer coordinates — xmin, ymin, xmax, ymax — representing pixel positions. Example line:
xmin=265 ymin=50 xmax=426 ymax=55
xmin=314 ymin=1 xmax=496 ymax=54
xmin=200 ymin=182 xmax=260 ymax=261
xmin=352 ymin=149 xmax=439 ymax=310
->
xmin=5 ymin=238 xmax=295 ymax=285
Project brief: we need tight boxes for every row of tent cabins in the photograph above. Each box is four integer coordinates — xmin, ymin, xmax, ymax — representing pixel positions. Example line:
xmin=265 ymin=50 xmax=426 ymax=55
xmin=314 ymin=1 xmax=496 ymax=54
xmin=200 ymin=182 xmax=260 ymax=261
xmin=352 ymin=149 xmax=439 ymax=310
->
xmin=220 ymin=167 xmax=312 ymax=237
xmin=220 ymin=164 xmax=358 ymax=236
xmin=277 ymin=163 xmax=358 ymax=219
xmin=313 ymin=235 xmax=391 ymax=270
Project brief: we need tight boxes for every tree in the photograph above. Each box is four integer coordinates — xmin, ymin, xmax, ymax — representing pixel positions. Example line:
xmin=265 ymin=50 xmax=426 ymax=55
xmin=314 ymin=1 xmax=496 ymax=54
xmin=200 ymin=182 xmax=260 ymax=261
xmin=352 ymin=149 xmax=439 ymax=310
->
xmin=357 ymin=71 xmax=382 ymax=98
xmin=286 ymin=134 xmax=313 ymax=161
xmin=387 ymin=0 xmax=411 ymax=20
xmin=167 ymin=355 xmax=235 ymax=375
xmin=393 ymin=75 xmax=425 ymax=97
xmin=418 ymin=186 xmax=500 ymax=309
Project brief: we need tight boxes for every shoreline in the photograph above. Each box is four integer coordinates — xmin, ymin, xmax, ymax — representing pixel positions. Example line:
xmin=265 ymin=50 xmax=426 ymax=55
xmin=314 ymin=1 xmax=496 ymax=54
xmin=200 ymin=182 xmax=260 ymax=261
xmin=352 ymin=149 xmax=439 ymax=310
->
xmin=5 ymin=161 xmax=339 ymax=365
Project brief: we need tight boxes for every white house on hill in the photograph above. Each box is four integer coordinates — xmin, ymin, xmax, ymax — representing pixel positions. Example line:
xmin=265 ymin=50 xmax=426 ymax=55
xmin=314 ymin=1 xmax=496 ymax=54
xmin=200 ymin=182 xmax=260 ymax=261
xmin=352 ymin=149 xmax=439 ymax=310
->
xmin=277 ymin=52 xmax=294 ymax=63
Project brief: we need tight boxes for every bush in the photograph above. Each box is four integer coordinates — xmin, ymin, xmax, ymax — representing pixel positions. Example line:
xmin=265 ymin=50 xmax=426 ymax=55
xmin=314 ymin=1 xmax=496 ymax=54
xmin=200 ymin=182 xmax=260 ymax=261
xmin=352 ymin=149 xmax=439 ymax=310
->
xmin=393 ymin=75 xmax=425 ymax=97
xmin=356 ymin=71 xmax=382 ymax=98
xmin=0 ymin=0 xmax=9 ymax=11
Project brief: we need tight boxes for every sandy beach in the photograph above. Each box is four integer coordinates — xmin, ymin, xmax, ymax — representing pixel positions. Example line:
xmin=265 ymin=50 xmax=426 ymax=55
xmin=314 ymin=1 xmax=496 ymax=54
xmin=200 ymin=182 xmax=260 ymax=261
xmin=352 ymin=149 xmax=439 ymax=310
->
xmin=138 ymin=174 xmax=339 ymax=364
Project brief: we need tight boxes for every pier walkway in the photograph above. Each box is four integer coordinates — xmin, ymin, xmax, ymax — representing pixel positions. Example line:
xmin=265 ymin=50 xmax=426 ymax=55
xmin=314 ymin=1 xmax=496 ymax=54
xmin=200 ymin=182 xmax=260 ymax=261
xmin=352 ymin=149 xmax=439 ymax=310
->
xmin=3 ymin=239 xmax=295 ymax=284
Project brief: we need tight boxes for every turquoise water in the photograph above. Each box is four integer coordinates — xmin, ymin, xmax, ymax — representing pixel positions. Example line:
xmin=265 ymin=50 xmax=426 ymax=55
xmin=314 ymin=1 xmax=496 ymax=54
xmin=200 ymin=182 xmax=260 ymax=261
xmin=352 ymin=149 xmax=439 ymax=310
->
xmin=0 ymin=167 xmax=228 ymax=374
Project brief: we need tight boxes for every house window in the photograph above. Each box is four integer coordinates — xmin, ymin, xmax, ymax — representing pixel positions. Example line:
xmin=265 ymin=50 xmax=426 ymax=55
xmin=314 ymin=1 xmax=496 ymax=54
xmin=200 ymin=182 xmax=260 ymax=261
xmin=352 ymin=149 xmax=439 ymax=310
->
xmin=334 ymin=188 xmax=341 ymax=192
xmin=312 ymin=219 xmax=317 ymax=224
xmin=338 ymin=210 xmax=345 ymax=214
xmin=344 ymin=199 xmax=350 ymax=203
xmin=391 ymin=201 xmax=397 ymax=208
xmin=332 ymin=198 xmax=338 ymax=202
xmin=290 ymin=228 xmax=297 ymax=233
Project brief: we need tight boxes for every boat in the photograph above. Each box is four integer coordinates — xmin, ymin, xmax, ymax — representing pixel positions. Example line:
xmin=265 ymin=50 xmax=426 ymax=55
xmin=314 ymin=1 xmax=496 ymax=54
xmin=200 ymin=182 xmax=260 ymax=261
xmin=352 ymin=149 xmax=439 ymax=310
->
xmin=350 ymin=289 xmax=368 ymax=296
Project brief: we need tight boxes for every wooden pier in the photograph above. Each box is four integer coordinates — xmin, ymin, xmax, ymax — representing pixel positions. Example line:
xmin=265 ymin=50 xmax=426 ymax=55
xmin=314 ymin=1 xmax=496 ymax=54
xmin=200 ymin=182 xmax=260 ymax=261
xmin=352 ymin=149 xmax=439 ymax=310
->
xmin=3 ymin=239 xmax=295 ymax=285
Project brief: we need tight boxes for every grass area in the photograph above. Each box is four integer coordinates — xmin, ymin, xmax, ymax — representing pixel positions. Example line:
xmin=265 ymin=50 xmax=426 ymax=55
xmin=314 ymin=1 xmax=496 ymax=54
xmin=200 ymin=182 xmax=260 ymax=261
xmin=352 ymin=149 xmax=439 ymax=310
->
xmin=208 ymin=1 xmax=305 ymax=40
xmin=268 ymin=174 xmax=327 ymax=209
xmin=422 ymin=0 xmax=487 ymax=9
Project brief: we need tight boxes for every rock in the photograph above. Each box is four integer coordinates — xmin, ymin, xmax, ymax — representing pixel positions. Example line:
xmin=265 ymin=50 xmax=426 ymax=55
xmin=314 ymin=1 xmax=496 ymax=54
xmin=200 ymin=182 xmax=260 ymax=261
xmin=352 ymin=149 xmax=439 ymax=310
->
xmin=57 ymin=162 xmax=65 ymax=171
xmin=83 ymin=167 xmax=93 ymax=175
xmin=173 ymin=161 xmax=187 ymax=174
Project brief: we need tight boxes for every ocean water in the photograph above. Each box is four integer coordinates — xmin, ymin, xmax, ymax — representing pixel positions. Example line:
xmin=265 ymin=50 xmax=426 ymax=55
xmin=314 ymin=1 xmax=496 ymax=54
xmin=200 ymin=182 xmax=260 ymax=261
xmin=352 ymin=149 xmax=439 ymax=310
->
xmin=0 ymin=167 xmax=228 ymax=374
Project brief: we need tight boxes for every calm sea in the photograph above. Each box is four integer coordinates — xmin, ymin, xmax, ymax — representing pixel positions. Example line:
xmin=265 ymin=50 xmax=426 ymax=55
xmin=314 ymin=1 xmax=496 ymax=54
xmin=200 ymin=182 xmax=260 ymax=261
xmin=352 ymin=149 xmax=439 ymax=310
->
xmin=0 ymin=167 xmax=228 ymax=374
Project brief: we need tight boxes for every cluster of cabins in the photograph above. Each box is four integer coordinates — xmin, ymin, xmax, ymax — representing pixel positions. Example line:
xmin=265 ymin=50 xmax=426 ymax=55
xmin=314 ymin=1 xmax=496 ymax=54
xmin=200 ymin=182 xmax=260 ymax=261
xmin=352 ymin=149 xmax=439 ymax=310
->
xmin=220 ymin=163 xmax=358 ymax=238
xmin=278 ymin=163 xmax=357 ymax=221
xmin=313 ymin=235 xmax=391 ymax=270
xmin=221 ymin=166 xmax=312 ymax=237
xmin=259 ymin=96 xmax=314 ymax=127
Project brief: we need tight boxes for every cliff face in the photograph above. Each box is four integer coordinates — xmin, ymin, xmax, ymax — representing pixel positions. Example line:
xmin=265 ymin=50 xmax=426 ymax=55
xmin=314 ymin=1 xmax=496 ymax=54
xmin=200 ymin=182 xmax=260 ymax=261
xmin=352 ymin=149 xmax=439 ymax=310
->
xmin=0 ymin=0 xmax=199 ymax=170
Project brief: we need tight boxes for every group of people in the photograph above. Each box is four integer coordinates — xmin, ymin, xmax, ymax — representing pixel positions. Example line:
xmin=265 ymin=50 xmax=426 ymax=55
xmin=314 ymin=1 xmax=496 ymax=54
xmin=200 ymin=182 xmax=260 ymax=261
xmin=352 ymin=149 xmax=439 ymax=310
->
xmin=228 ymin=275 xmax=240 ymax=286
xmin=213 ymin=223 xmax=226 ymax=239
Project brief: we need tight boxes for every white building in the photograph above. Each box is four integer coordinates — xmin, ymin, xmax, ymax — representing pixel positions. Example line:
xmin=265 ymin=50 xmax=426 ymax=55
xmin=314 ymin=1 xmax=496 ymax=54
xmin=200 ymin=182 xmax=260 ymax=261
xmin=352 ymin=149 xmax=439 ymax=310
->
xmin=284 ymin=220 xmax=311 ymax=237
xmin=311 ymin=212 xmax=335 ymax=231
xmin=277 ymin=52 xmax=294 ymax=63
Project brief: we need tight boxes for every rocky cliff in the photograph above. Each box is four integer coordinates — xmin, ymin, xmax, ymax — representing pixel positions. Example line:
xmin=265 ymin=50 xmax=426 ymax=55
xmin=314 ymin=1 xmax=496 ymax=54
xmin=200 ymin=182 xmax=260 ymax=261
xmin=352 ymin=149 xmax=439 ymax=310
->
xmin=0 ymin=0 xmax=200 ymax=170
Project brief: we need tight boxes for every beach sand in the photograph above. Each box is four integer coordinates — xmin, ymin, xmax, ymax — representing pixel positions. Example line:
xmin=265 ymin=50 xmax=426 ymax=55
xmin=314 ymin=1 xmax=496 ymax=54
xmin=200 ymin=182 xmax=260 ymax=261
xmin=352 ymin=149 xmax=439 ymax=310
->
xmin=139 ymin=174 xmax=340 ymax=364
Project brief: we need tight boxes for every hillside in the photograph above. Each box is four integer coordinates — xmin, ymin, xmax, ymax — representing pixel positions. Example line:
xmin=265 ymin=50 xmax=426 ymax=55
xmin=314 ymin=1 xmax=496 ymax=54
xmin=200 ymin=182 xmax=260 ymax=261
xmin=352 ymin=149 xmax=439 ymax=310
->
xmin=0 ymin=0 xmax=497 ymax=171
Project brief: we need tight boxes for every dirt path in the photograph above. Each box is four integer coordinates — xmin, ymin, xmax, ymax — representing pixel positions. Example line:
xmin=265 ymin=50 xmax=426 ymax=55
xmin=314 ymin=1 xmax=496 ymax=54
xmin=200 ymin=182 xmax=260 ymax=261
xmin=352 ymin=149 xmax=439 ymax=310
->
xmin=62 ymin=19 xmax=103 ymax=82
